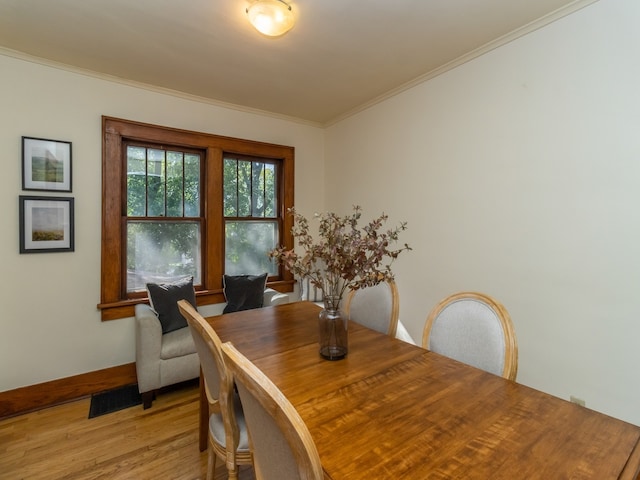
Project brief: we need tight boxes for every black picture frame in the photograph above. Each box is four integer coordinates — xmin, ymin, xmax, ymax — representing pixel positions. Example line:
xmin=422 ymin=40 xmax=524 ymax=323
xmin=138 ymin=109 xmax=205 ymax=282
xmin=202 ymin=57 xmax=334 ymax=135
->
xmin=22 ymin=136 xmax=72 ymax=192
xmin=19 ymin=196 xmax=75 ymax=253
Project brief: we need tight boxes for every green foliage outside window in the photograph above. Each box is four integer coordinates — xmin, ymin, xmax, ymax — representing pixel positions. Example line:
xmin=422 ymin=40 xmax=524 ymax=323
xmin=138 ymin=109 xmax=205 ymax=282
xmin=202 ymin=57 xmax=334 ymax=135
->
xmin=223 ymin=158 xmax=276 ymax=218
xmin=125 ymin=148 xmax=281 ymax=292
xmin=127 ymin=222 xmax=201 ymax=291
xmin=223 ymin=157 xmax=279 ymax=276
xmin=126 ymin=146 xmax=201 ymax=292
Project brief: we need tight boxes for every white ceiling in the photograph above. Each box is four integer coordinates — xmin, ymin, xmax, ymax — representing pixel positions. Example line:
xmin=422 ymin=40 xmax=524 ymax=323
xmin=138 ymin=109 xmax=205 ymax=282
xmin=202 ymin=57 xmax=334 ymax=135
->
xmin=0 ymin=0 xmax=594 ymax=125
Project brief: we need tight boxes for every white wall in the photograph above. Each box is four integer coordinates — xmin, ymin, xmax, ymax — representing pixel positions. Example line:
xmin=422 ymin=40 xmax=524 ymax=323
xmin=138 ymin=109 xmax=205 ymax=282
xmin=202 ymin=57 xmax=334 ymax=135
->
xmin=0 ymin=53 xmax=324 ymax=391
xmin=325 ymin=0 xmax=640 ymax=426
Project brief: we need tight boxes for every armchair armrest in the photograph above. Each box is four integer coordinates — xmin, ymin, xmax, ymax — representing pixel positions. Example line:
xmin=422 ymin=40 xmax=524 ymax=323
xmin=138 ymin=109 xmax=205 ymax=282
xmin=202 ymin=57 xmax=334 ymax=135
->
xmin=135 ymin=303 xmax=163 ymax=393
xmin=263 ymin=288 xmax=290 ymax=306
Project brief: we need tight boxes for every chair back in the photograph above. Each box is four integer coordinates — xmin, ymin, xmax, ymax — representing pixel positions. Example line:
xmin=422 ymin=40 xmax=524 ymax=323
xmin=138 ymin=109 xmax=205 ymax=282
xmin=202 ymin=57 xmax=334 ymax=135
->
xmin=177 ymin=300 xmax=243 ymax=462
xmin=299 ymin=276 xmax=324 ymax=303
xmin=422 ymin=292 xmax=518 ymax=380
xmin=221 ymin=342 xmax=324 ymax=480
xmin=344 ymin=280 xmax=399 ymax=336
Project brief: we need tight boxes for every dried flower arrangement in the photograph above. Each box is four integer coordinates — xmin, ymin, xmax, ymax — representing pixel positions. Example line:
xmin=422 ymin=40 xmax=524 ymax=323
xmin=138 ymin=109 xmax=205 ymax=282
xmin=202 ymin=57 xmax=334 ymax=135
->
xmin=269 ymin=206 xmax=411 ymax=307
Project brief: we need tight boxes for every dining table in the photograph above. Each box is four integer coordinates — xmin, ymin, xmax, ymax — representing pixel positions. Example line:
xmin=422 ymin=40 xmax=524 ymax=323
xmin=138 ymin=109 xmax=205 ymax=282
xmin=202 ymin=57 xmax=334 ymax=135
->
xmin=202 ymin=301 xmax=640 ymax=479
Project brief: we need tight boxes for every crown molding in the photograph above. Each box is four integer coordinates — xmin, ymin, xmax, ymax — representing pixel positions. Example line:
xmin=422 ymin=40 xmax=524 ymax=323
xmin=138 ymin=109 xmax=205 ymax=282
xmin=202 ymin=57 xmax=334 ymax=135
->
xmin=0 ymin=46 xmax=323 ymax=128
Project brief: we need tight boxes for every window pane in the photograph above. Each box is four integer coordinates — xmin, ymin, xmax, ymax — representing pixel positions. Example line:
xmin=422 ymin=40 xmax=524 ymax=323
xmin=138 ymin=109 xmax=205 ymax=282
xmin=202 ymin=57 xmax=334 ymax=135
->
xmin=147 ymin=149 xmax=165 ymax=217
xmin=166 ymin=151 xmax=183 ymax=217
xmin=252 ymin=162 xmax=264 ymax=217
xmin=223 ymin=158 xmax=237 ymax=216
xmin=184 ymin=154 xmax=200 ymax=217
xmin=127 ymin=221 xmax=201 ymax=292
xmin=237 ymin=160 xmax=251 ymax=217
xmin=225 ymin=220 xmax=278 ymax=276
xmin=224 ymin=157 xmax=278 ymax=219
xmin=127 ymin=146 xmax=146 ymax=217
xmin=264 ymin=163 xmax=276 ymax=217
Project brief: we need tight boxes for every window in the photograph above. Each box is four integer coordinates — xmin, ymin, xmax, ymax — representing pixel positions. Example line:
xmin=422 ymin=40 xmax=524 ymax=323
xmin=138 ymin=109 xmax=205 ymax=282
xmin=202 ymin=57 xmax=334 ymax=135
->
xmin=99 ymin=117 xmax=295 ymax=320
xmin=125 ymin=144 xmax=203 ymax=293
xmin=224 ymin=155 xmax=279 ymax=276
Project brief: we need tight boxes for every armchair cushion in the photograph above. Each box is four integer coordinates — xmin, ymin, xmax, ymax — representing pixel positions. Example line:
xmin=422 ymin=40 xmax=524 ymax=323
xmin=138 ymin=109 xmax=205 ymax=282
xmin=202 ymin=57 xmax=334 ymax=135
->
xmin=160 ymin=325 xmax=198 ymax=359
xmin=222 ymin=273 xmax=268 ymax=313
xmin=146 ymin=276 xmax=196 ymax=334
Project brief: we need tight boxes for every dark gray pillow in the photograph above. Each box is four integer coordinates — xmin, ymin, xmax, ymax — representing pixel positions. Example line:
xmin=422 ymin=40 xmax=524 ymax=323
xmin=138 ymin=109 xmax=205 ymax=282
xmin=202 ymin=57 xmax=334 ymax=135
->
xmin=146 ymin=277 xmax=196 ymax=334
xmin=222 ymin=273 xmax=268 ymax=314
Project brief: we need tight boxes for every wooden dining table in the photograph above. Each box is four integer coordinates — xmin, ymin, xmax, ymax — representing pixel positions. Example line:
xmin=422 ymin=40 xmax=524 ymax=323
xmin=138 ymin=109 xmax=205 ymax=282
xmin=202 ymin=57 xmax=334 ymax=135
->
xmin=202 ymin=301 xmax=640 ymax=479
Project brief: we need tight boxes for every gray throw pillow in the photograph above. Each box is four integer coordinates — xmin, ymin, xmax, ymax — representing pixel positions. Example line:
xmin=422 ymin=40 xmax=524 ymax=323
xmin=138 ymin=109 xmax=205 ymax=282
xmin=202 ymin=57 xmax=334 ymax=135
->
xmin=222 ymin=273 xmax=268 ymax=314
xmin=146 ymin=277 xmax=196 ymax=334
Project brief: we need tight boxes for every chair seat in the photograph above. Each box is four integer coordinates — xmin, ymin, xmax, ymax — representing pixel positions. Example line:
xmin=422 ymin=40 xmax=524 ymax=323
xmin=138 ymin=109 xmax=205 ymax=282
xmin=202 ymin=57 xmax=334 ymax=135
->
xmin=209 ymin=392 xmax=250 ymax=452
xmin=160 ymin=326 xmax=197 ymax=359
xmin=395 ymin=320 xmax=415 ymax=344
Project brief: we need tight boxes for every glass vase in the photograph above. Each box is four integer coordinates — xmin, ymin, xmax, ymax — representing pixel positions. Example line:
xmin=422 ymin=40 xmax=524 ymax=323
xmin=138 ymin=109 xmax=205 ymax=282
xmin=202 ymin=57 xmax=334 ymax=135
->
xmin=318 ymin=295 xmax=348 ymax=360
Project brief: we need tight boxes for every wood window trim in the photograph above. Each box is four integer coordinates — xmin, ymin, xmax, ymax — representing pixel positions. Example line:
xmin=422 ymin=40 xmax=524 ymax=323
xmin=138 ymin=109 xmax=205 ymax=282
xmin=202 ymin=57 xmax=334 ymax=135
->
xmin=98 ymin=116 xmax=295 ymax=321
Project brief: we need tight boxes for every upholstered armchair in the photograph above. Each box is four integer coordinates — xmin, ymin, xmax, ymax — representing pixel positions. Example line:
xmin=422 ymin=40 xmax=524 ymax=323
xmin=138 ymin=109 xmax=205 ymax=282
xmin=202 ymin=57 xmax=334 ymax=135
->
xmin=135 ymin=287 xmax=290 ymax=408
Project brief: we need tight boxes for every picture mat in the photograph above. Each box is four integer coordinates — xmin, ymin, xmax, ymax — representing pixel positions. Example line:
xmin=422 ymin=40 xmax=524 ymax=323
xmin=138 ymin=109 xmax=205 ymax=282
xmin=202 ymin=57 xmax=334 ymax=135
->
xmin=22 ymin=137 xmax=72 ymax=191
xmin=20 ymin=196 xmax=74 ymax=253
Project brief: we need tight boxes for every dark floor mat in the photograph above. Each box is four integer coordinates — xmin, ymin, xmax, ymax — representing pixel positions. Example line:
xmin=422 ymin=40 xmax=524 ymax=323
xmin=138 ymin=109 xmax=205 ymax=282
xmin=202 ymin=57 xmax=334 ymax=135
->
xmin=88 ymin=384 xmax=142 ymax=418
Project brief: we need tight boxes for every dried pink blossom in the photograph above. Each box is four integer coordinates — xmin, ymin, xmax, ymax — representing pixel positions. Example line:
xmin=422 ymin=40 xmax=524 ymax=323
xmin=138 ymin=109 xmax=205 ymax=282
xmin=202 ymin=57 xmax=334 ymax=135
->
xmin=269 ymin=206 xmax=411 ymax=302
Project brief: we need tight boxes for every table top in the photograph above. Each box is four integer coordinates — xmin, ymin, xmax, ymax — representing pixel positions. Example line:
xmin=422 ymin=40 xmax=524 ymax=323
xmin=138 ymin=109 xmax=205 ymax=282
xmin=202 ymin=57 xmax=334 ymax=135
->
xmin=207 ymin=301 xmax=640 ymax=479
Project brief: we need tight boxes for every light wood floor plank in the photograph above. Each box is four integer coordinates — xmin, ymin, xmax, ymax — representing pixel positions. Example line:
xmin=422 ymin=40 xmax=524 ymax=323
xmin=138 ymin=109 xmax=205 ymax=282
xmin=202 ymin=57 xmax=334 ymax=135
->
xmin=0 ymin=383 xmax=255 ymax=480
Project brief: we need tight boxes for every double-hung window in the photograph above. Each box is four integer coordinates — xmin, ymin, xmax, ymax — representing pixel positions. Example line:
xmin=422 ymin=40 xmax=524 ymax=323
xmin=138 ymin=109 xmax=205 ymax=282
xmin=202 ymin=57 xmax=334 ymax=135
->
xmin=125 ymin=143 xmax=203 ymax=293
xmin=99 ymin=117 xmax=294 ymax=320
xmin=224 ymin=155 xmax=279 ymax=276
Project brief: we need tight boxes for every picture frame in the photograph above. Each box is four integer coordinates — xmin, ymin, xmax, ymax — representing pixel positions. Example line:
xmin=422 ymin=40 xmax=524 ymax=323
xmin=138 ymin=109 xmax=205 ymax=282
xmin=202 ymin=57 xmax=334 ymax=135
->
xmin=22 ymin=136 xmax=72 ymax=192
xmin=19 ymin=196 xmax=75 ymax=253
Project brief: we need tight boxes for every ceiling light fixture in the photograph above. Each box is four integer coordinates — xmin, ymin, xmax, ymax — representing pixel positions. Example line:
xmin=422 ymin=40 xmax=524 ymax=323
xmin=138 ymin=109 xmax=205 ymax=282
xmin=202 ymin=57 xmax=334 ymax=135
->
xmin=246 ymin=0 xmax=295 ymax=37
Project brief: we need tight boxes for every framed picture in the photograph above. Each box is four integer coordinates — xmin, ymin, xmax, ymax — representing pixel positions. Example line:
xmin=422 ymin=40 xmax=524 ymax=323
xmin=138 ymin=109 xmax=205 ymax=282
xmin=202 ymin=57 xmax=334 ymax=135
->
xmin=19 ymin=196 xmax=74 ymax=253
xmin=22 ymin=136 xmax=72 ymax=192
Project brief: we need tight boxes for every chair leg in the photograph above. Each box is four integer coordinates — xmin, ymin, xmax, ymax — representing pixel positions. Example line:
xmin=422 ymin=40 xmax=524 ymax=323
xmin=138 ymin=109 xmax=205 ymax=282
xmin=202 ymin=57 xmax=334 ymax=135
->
xmin=206 ymin=448 xmax=215 ymax=480
xmin=141 ymin=391 xmax=154 ymax=409
xmin=227 ymin=466 xmax=239 ymax=480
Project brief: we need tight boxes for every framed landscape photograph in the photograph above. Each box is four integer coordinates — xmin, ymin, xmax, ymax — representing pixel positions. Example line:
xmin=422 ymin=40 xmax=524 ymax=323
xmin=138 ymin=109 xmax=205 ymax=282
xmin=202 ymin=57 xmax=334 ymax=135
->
xmin=19 ymin=196 xmax=74 ymax=253
xmin=22 ymin=136 xmax=72 ymax=192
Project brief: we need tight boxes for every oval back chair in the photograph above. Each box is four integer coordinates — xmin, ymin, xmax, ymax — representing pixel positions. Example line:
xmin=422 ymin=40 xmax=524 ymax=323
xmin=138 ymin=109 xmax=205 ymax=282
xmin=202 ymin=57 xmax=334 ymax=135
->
xmin=178 ymin=300 xmax=252 ymax=480
xmin=344 ymin=280 xmax=399 ymax=337
xmin=422 ymin=291 xmax=518 ymax=381
xmin=221 ymin=341 xmax=324 ymax=480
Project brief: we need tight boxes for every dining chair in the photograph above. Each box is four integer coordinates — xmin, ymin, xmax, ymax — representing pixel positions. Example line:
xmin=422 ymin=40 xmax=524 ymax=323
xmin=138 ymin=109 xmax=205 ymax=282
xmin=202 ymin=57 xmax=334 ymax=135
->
xmin=298 ymin=275 xmax=325 ymax=308
xmin=344 ymin=279 xmax=399 ymax=336
xmin=177 ymin=300 xmax=252 ymax=480
xmin=422 ymin=291 xmax=518 ymax=381
xmin=221 ymin=341 xmax=324 ymax=480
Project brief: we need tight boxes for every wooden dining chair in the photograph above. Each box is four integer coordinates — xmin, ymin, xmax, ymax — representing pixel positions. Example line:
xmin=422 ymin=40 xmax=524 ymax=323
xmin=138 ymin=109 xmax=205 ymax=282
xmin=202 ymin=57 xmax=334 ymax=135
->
xmin=177 ymin=300 xmax=252 ymax=480
xmin=422 ymin=291 xmax=518 ymax=381
xmin=344 ymin=279 xmax=400 ymax=336
xmin=221 ymin=341 xmax=324 ymax=480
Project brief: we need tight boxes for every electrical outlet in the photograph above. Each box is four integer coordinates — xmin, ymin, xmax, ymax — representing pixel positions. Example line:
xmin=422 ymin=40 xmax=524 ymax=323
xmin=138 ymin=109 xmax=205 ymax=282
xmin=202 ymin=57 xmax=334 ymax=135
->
xmin=570 ymin=395 xmax=586 ymax=407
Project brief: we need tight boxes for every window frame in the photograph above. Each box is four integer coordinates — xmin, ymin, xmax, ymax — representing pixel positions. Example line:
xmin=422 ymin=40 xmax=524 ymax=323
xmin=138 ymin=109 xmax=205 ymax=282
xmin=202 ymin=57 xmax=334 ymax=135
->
xmin=99 ymin=116 xmax=295 ymax=321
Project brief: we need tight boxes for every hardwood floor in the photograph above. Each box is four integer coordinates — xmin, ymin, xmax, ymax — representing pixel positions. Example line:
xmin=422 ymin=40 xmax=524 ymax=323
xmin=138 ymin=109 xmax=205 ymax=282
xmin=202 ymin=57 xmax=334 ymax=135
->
xmin=0 ymin=382 xmax=255 ymax=480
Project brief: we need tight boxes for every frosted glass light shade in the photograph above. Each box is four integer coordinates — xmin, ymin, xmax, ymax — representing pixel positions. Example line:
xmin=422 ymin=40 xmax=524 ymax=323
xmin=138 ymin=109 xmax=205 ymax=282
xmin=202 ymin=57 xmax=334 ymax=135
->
xmin=246 ymin=0 xmax=295 ymax=37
